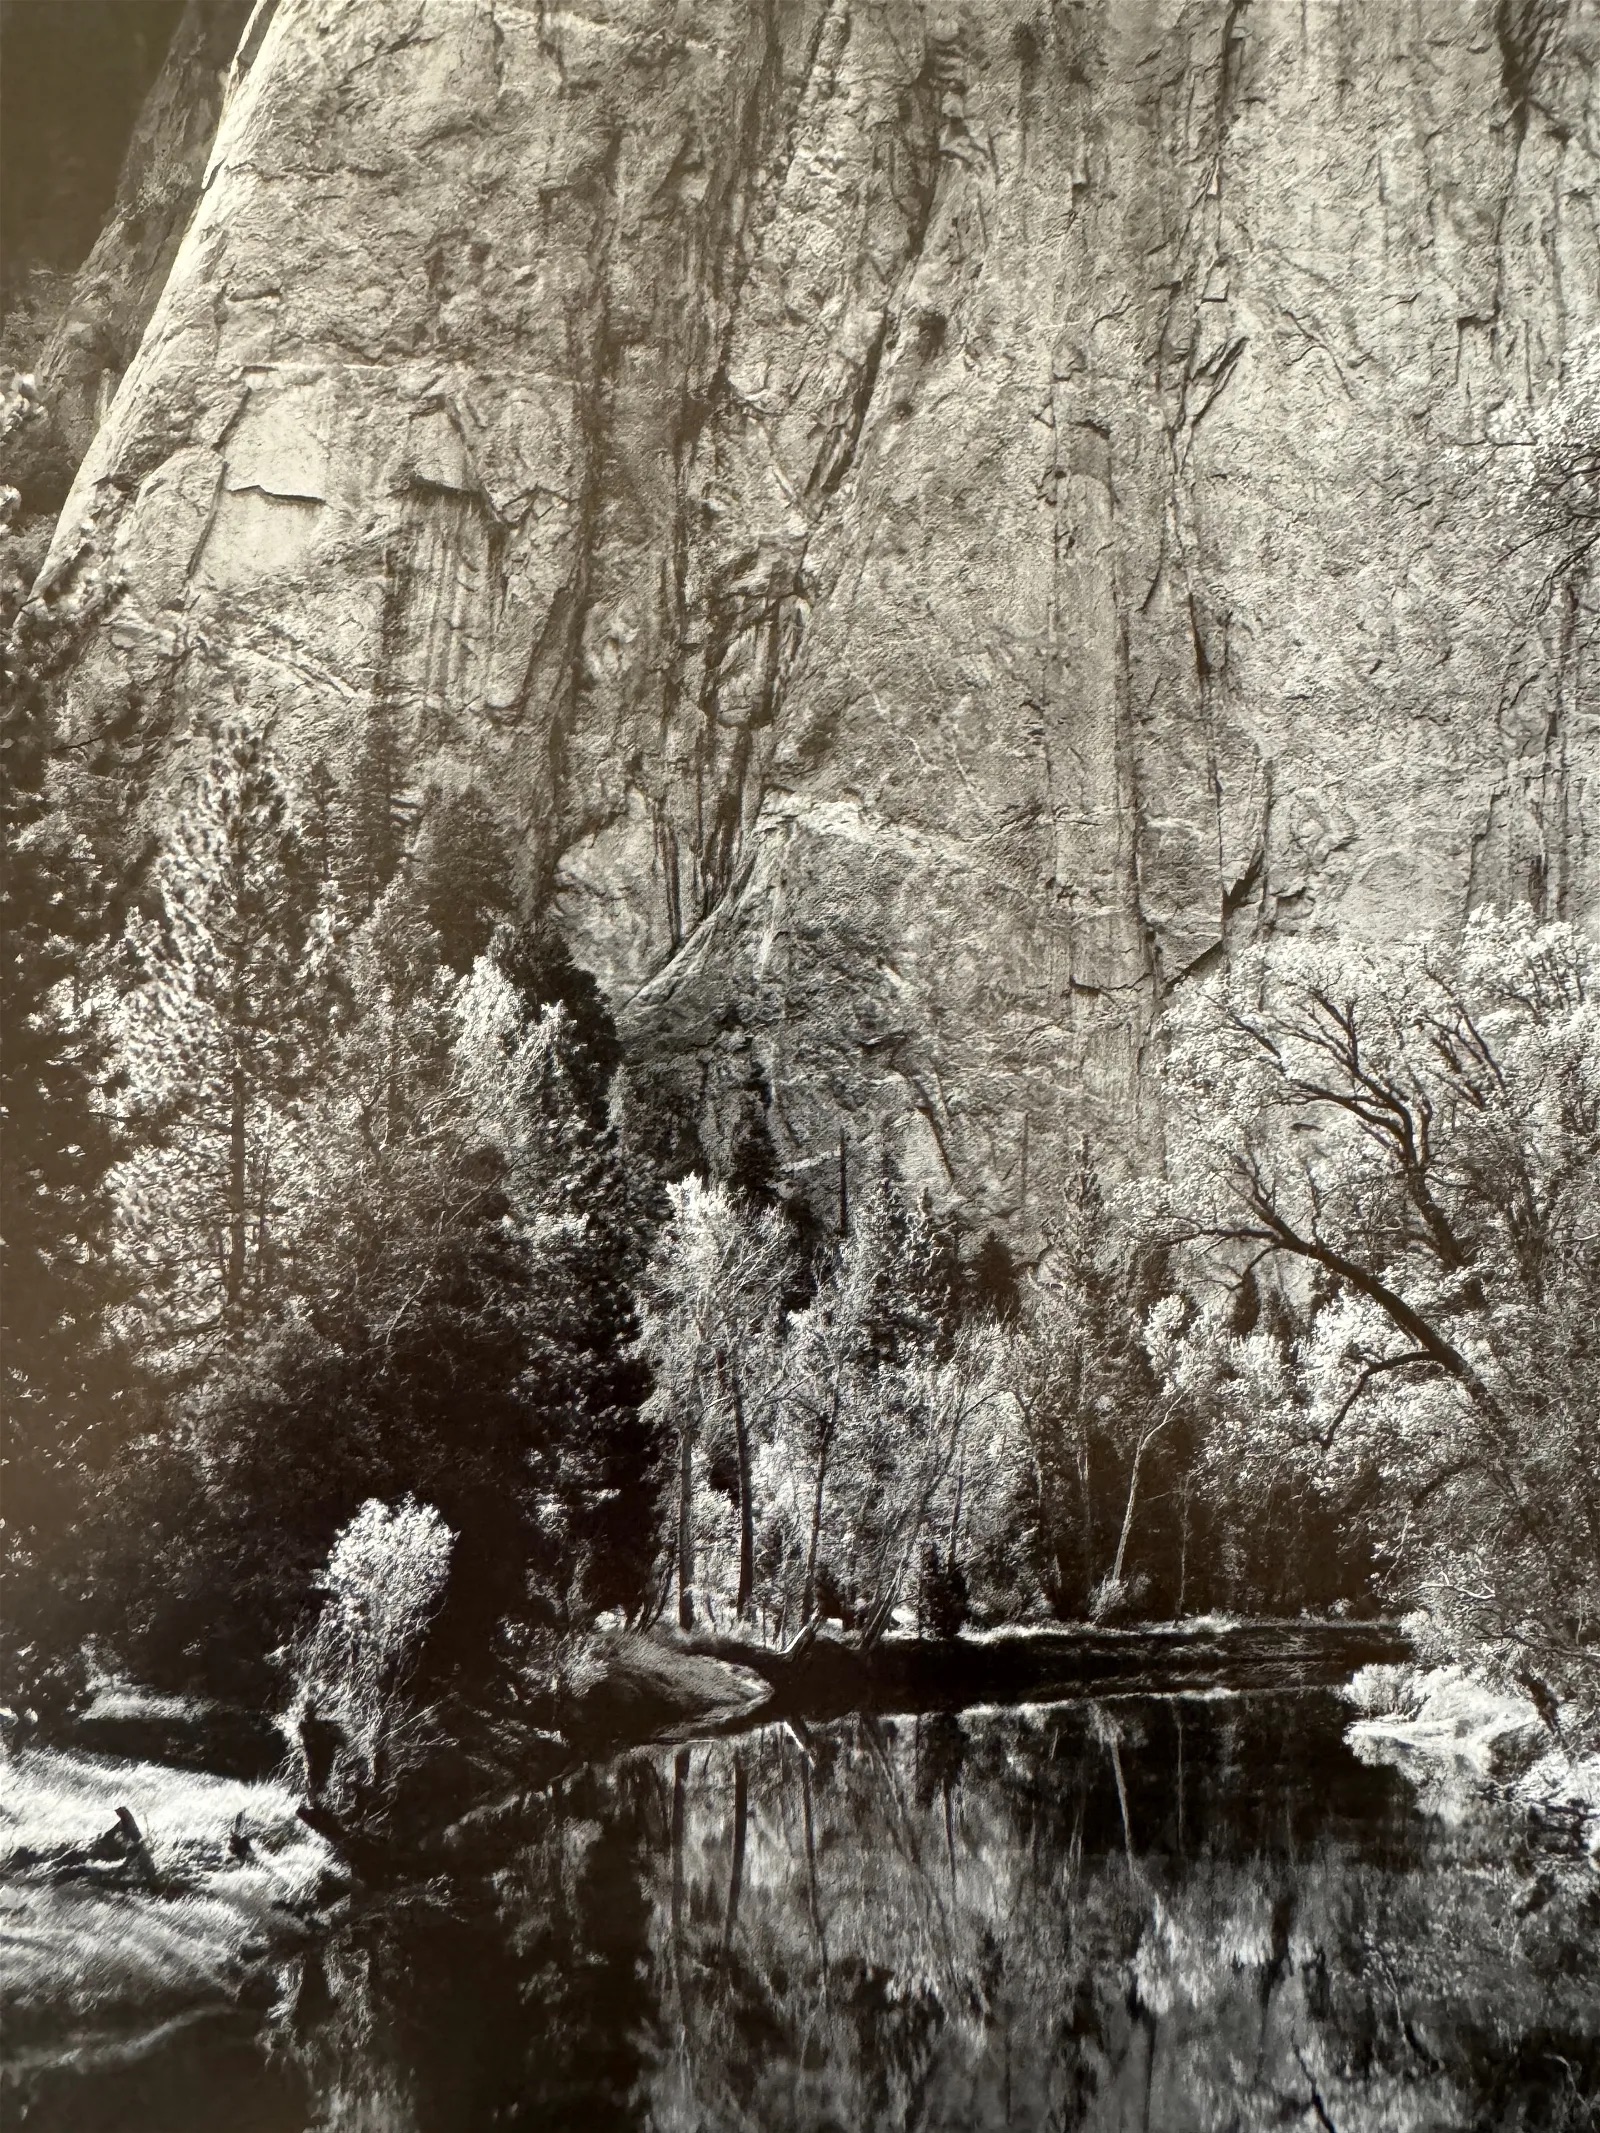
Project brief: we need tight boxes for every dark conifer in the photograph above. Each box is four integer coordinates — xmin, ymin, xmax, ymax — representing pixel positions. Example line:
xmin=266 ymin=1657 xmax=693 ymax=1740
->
xmin=417 ymin=785 xmax=515 ymax=972
xmin=0 ymin=693 xmax=128 ymax=1708
xmin=346 ymin=699 xmax=408 ymax=914
xmin=966 ymin=1231 xmax=1021 ymax=1323
xmin=486 ymin=920 xmax=661 ymax=1616
xmin=489 ymin=916 xmax=622 ymax=1127
xmin=725 ymin=1077 xmax=783 ymax=1211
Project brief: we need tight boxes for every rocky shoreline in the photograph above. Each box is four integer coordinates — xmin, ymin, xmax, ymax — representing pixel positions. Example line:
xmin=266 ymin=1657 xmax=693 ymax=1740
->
xmin=1344 ymin=1665 xmax=1600 ymax=1861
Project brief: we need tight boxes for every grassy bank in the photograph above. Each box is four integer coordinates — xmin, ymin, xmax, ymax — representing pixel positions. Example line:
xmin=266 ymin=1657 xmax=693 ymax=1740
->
xmin=1 ymin=1745 xmax=337 ymax=2066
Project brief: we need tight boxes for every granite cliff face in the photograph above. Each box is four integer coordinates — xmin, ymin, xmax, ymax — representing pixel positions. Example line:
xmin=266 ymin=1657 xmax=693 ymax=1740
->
xmin=18 ymin=0 xmax=1600 ymax=1229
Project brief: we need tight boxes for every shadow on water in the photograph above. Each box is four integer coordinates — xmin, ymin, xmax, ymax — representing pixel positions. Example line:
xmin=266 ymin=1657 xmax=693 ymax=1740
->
xmin=9 ymin=1690 xmax=1600 ymax=2131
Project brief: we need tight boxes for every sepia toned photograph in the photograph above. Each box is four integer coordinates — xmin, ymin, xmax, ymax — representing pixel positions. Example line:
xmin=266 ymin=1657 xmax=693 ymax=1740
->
xmin=2 ymin=2 xmax=1598 ymax=2126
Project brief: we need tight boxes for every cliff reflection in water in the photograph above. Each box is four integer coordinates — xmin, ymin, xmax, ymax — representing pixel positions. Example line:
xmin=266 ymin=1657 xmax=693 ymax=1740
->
xmin=32 ymin=1692 xmax=1598 ymax=2132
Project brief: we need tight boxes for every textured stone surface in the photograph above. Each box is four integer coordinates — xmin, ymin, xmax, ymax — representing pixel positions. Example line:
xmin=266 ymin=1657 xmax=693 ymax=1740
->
xmin=0 ymin=0 xmax=186 ymax=380
xmin=1 ymin=2 xmax=251 ymax=618
xmin=33 ymin=0 xmax=258 ymax=464
xmin=32 ymin=0 xmax=1600 ymax=1230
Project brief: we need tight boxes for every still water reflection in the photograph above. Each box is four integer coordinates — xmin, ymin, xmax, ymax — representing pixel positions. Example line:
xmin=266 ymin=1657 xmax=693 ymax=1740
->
xmin=16 ymin=1691 xmax=1600 ymax=2131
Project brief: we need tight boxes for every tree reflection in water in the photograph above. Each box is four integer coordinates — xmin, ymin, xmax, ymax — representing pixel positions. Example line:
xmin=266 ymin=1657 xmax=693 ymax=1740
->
xmin=24 ymin=1693 xmax=1598 ymax=2131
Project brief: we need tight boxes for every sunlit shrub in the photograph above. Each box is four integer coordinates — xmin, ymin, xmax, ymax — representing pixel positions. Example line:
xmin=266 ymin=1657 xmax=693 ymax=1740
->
xmin=287 ymin=1497 xmax=454 ymax=1817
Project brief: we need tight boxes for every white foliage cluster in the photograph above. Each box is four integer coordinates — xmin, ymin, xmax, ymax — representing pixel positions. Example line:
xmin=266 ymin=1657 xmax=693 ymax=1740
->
xmin=1528 ymin=325 xmax=1600 ymax=575
xmin=1154 ymin=905 xmax=1600 ymax=1720
xmin=450 ymin=957 xmax=595 ymax=1255
xmin=319 ymin=1496 xmax=454 ymax=1668
xmin=639 ymin=1175 xmax=1026 ymax=1639
xmin=290 ymin=1496 xmax=455 ymax=1810
xmin=639 ymin=1176 xmax=793 ymax=1429
xmin=1160 ymin=906 xmax=1600 ymax=1331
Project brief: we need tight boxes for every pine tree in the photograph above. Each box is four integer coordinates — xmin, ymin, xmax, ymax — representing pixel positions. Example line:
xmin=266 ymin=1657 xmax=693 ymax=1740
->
xmin=1004 ymin=1142 xmax=1167 ymax=1618
xmin=345 ymin=699 xmax=408 ymax=915
xmin=965 ymin=1232 xmax=1021 ymax=1323
xmin=849 ymin=1153 xmax=963 ymax=1364
xmin=103 ymin=876 xmax=504 ymax=1695
xmin=488 ymin=917 xmax=623 ymax=1128
xmin=0 ymin=694 xmax=128 ymax=1706
xmin=303 ymin=754 xmax=344 ymax=890
xmin=725 ymin=1076 xmax=783 ymax=1211
xmin=417 ymin=785 xmax=515 ymax=972
xmin=111 ymin=723 xmax=336 ymax=1364
xmin=469 ymin=924 xmax=662 ymax=1616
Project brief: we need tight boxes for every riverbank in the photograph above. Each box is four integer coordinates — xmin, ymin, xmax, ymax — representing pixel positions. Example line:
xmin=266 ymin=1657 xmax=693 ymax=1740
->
xmin=1344 ymin=1664 xmax=1600 ymax=1857
xmin=0 ymin=1745 xmax=339 ymax=2071
xmin=682 ymin=1614 xmax=1411 ymax=1724
xmin=13 ymin=1681 xmax=1599 ymax=2131
xmin=0 ymin=1615 xmax=1413 ymax=2060
xmin=28 ymin=1617 xmax=1412 ymax=1789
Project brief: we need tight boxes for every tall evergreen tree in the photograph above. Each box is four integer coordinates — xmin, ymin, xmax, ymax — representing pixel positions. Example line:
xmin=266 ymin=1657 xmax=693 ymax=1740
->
xmin=111 ymin=723 xmax=336 ymax=1365
xmin=636 ymin=1177 xmax=792 ymax=1628
xmin=965 ymin=1232 xmax=1021 ymax=1324
xmin=849 ymin=1153 xmax=963 ymax=1364
xmin=302 ymin=754 xmax=344 ymax=890
xmin=345 ymin=699 xmax=408 ymax=915
xmin=0 ymin=693 xmax=127 ymax=1706
xmin=471 ymin=922 xmax=662 ymax=1616
xmin=489 ymin=915 xmax=625 ymax=1127
xmin=724 ymin=1076 xmax=784 ymax=1211
xmin=417 ymin=785 xmax=515 ymax=973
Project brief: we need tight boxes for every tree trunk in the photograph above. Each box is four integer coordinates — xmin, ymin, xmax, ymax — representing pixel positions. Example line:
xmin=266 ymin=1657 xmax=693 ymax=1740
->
xmin=1109 ymin=1434 xmax=1148 ymax=1591
xmin=677 ymin=1427 xmax=696 ymax=1632
xmin=800 ymin=1751 xmax=828 ymax=1977
xmin=947 ymin=1445 xmax=966 ymax=1556
xmin=723 ymin=1751 xmax=748 ymax=1952
xmin=1077 ymin=1432 xmax=1094 ymax=1609
xmin=670 ymin=1747 xmax=689 ymax=1946
xmin=801 ymin=1409 xmax=834 ymax=1626
xmin=1176 ymin=1479 xmax=1191 ymax=1616
xmin=726 ymin=1357 xmax=755 ymax=1622
xmin=226 ymin=1059 xmax=247 ymax=1304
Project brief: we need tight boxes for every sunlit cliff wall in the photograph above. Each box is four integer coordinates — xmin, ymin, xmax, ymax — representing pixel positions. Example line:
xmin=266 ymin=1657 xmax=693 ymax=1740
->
xmin=20 ymin=0 xmax=1600 ymax=1228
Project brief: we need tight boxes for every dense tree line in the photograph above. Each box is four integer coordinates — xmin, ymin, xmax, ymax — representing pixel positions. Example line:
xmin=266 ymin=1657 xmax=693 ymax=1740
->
xmin=634 ymin=916 xmax=1599 ymax=1735
xmin=1155 ymin=911 xmax=1600 ymax=1730
xmin=0 ymin=680 xmax=128 ymax=1712
xmin=2 ymin=717 xmax=661 ymax=1716
xmin=633 ymin=1143 xmax=1373 ymax=1650
xmin=4 ymin=695 xmax=1596 ymax=1751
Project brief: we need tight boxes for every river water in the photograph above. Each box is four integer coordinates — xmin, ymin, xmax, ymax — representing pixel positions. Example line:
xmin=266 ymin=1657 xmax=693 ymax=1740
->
xmin=14 ymin=1690 xmax=1600 ymax=2131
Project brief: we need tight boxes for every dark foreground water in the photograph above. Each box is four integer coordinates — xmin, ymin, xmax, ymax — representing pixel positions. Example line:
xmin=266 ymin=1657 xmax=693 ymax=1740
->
xmin=12 ymin=1691 xmax=1600 ymax=2132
